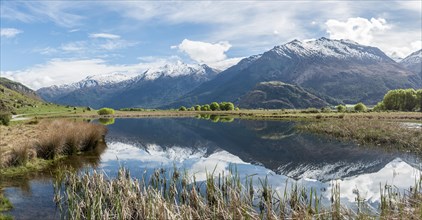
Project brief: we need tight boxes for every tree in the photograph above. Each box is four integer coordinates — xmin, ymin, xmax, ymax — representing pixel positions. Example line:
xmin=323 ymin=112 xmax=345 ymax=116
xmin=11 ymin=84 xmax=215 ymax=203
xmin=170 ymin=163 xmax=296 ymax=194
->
xmin=200 ymin=104 xmax=210 ymax=111
xmin=336 ymin=105 xmax=346 ymax=112
xmin=97 ymin=108 xmax=115 ymax=115
xmin=382 ymin=89 xmax=419 ymax=111
xmin=373 ymin=102 xmax=385 ymax=112
xmin=354 ymin=103 xmax=367 ymax=112
xmin=224 ymin=102 xmax=235 ymax=111
xmin=179 ymin=106 xmax=187 ymax=111
xmin=210 ymin=102 xmax=220 ymax=111
xmin=194 ymin=105 xmax=201 ymax=111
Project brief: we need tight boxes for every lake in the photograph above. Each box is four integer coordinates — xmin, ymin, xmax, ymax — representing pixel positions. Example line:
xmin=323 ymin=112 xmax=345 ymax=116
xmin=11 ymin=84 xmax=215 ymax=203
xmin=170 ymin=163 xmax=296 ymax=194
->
xmin=2 ymin=117 xmax=421 ymax=219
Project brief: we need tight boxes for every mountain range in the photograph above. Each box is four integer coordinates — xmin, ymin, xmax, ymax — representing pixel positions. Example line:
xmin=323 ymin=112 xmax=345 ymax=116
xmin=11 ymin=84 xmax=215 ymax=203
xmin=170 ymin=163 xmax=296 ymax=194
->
xmin=36 ymin=38 xmax=421 ymax=109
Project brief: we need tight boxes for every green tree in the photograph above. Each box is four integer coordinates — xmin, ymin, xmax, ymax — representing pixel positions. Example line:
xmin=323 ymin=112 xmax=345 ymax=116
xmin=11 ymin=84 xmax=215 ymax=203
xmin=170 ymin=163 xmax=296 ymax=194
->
xmin=373 ymin=102 xmax=385 ymax=112
xmin=210 ymin=102 xmax=220 ymax=111
xmin=224 ymin=102 xmax=235 ymax=111
xmin=200 ymin=104 xmax=210 ymax=111
xmin=194 ymin=105 xmax=201 ymax=111
xmin=354 ymin=103 xmax=367 ymax=112
xmin=336 ymin=105 xmax=346 ymax=112
xmin=382 ymin=89 xmax=419 ymax=111
xmin=179 ymin=106 xmax=187 ymax=111
xmin=97 ymin=108 xmax=115 ymax=115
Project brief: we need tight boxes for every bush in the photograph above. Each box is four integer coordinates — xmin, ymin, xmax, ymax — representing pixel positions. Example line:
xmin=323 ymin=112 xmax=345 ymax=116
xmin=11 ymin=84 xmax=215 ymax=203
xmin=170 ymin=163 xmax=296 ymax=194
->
xmin=0 ymin=112 xmax=11 ymax=126
xmin=194 ymin=105 xmax=201 ymax=111
xmin=354 ymin=103 xmax=367 ymax=112
xmin=97 ymin=108 xmax=115 ymax=115
xmin=336 ymin=105 xmax=346 ymax=112
xmin=301 ymin=108 xmax=319 ymax=113
xmin=179 ymin=106 xmax=187 ymax=111
xmin=321 ymin=107 xmax=331 ymax=113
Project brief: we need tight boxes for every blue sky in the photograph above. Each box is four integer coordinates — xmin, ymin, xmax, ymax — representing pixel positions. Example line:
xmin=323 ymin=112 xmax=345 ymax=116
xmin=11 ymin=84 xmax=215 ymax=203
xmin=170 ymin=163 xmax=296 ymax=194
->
xmin=1 ymin=1 xmax=421 ymax=89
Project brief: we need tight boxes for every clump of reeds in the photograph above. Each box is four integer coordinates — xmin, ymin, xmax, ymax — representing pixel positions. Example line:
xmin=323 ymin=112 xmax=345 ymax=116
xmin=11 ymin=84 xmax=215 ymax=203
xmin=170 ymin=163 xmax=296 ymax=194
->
xmin=297 ymin=117 xmax=422 ymax=154
xmin=34 ymin=120 xmax=107 ymax=160
xmin=55 ymin=167 xmax=417 ymax=220
xmin=0 ymin=120 xmax=107 ymax=169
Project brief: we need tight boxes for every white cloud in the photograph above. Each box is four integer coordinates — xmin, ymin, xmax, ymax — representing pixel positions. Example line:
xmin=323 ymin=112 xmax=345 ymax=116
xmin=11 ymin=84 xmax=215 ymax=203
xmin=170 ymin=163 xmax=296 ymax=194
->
xmin=89 ymin=33 xmax=121 ymax=39
xmin=176 ymin=39 xmax=231 ymax=63
xmin=325 ymin=17 xmax=390 ymax=45
xmin=0 ymin=28 xmax=23 ymax=38
xmin=173 ymin=39 xmax=242 ymax=70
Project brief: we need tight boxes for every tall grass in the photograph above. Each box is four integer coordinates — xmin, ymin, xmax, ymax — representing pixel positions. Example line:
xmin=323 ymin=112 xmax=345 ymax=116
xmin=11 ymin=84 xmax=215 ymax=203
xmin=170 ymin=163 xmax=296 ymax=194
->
xmin=54 ymin=167 xmax=422 ymax=219
xmin=0 ymin=120 xmax=107 ymax=168
xmin=297 ymin=117 xmax=422 ymax=154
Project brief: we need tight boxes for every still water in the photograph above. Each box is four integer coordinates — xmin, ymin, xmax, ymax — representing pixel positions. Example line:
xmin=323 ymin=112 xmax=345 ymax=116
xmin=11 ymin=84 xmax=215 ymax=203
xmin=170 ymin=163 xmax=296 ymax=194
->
xmin=2 ymin=118 xmax=421 ymax=219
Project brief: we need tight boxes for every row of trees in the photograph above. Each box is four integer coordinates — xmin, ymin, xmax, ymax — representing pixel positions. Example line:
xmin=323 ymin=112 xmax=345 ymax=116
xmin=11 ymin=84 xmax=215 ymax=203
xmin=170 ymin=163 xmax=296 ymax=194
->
xmin=374 ymin=89 xmax=422 ymax=112
xmin=179 ymin=102 xmax=238 ymax=111
xmin=336 ymin=103 xmax=367 ymax=112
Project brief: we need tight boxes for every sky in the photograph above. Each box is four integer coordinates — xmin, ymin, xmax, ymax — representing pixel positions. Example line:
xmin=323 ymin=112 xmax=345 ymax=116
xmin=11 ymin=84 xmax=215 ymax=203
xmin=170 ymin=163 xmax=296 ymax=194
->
xmin=1 ymin=0 xmax=421 ymax=89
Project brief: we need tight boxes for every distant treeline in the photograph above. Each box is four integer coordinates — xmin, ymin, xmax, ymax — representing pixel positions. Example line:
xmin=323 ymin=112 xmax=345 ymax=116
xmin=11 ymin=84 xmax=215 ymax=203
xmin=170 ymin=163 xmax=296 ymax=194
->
xmin=374 ymin=89 xmax=422 ymax=112
xmin=179 ymin=102 xmax=238 ymax=111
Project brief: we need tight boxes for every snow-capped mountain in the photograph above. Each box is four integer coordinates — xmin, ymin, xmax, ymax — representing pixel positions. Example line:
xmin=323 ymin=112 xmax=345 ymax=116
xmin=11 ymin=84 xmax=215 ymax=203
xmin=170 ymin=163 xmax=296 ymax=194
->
xmin=37 ymin=61 xmax=220 ymax=108
xmin=173 ymin=37 xmax=419 ymax=107
xmin=400 ymin=49 xmax=422 ymax=76
xmin=271 ymin=38 xmax=390 ymax=61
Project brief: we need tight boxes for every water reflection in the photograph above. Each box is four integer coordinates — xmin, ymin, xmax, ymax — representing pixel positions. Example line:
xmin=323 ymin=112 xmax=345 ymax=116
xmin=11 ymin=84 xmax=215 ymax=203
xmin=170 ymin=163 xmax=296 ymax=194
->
xmin=106 ymin=118 xmax=417 ymax=181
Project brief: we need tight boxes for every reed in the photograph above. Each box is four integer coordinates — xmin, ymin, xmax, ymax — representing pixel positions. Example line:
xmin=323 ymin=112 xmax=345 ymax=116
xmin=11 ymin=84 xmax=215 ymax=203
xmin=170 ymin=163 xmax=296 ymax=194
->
xmin=0 ymin=119 xmax=107 ymax=169
xmin=297 ymin=117 xmax=422 ymax=154
xmin=54 ymin=167 xmax=422 ymax=219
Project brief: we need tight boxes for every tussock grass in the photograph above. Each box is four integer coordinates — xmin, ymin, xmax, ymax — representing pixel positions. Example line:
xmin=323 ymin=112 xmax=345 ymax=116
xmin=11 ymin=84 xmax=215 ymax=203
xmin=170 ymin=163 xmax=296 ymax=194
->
xmin=297 ymin=117 xmax=422 ymax=154
xmin=54 ymin=167 xmax=422 ymax=219
xmin=0 ymin=120 xmax=107 ymax=169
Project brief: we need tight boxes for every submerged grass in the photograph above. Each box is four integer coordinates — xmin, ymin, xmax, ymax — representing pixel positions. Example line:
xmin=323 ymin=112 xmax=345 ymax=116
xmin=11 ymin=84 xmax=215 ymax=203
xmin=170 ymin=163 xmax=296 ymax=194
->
xmin=54 ymin=167 xmax=422 ymax=219
xmin=297 ymin=117 xmax=422 ymax=154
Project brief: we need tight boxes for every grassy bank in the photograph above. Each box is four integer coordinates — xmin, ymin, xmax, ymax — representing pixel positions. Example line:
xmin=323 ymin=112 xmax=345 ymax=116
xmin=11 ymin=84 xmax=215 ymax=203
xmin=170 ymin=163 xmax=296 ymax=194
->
xmin=54 ymin=167 xmax=422 ymax=219
xmin=297 ymin=117 xmax=422 ymax=154
xmin=0 ymin=119 xmax=107 ymax=176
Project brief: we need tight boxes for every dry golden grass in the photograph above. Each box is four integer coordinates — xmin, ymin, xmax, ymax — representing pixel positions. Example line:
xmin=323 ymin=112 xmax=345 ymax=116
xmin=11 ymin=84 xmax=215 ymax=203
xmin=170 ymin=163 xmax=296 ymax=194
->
xmin=297 ymin=116 xmax=422 ymax=154
xmin=0 ymin=119 xmax=107 ymax=168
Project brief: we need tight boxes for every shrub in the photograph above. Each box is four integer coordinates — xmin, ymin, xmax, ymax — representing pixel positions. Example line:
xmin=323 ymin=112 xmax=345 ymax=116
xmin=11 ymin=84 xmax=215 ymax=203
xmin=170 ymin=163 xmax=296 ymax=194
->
xmin=0 ymin=112 xmax=11 ymax=126
xmin=194 ymin=105 xmax=201 ymax=111
xmin=354 ymin=102 xmax=367 ymax=112
xmin=336 ymin=105 xmax=346 ymax=112
xmin=97 ymin=108 xmax=115 ymax=115
xmin=301 ymin=108 xmax=319 ymax=113
xmin=321 ymin=107 xmax=331 ymax=113
xmin=178 ymin=106 xmax=187 ymax=111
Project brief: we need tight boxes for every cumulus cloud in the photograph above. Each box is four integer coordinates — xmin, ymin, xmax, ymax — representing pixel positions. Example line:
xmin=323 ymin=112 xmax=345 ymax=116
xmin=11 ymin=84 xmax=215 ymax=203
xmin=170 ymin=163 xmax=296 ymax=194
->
xmin=89 ymin=33 xmax=121 ymax=39
xmin=173 ymin=39 xmax=242 ymax=70
xmin=0 ymin=28 xmax=23 ymax=38
xmin=325 ymin=17 xmax=390 ymax=45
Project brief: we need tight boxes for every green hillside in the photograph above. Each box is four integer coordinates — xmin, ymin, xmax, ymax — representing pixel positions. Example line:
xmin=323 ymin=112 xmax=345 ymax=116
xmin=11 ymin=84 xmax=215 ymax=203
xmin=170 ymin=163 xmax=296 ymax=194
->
xmin=0 ymin=78 xmax=76 ymax=115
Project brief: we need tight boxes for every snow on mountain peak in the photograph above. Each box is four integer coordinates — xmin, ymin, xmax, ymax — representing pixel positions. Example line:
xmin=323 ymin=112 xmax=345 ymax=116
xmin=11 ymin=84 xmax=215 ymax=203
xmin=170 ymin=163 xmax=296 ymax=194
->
xmin=141 ymin=61 xmax=212 ymax=80
xmin=271 ymin=37 xmax=386 ymax=60
xmin=401 ymin=49 xmax=422 ymax=65
xmin=56 ymin=72 xmax=132 ymax=90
